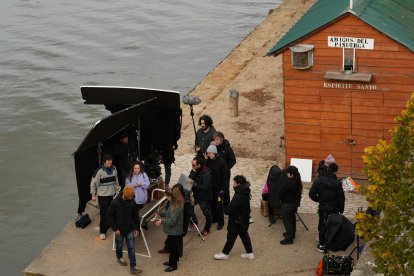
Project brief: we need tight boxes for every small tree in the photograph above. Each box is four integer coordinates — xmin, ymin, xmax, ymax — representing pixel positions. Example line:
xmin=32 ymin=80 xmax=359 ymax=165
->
xmin=357 ymin=92 xmax=414 ymax=275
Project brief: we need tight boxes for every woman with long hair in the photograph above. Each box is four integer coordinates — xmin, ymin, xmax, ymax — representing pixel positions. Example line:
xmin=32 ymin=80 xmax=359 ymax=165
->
xmin=125 ymin=161 xmax=150 ymax=210
xmin=155 ymin=187 xmax=184 ymax=272
xmin=279 ymin=165 xmax=302 ymax=245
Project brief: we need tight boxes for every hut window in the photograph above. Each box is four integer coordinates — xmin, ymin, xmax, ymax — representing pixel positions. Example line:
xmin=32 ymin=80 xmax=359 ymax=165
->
xmin=343 ymin=48 xmax=355 ymax=73
xmin=290 ymin=44 xmax=314 ymax=69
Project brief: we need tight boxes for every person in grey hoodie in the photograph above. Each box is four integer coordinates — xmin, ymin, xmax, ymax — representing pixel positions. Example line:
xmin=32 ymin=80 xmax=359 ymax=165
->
xmin=156 ymin=188 xmax=184 ymax=272
xmin=90 ymin=153 xmax=121 ymax=240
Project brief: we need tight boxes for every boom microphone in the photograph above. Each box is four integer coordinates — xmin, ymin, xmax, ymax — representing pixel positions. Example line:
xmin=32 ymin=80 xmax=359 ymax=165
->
xmin=182 ymin=95 xmax=201 ymax=106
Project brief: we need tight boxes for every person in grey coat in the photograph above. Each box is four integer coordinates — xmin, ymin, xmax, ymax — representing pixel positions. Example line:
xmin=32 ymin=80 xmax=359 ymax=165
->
xmin=156 ymin=188 xmax=184 ymax=272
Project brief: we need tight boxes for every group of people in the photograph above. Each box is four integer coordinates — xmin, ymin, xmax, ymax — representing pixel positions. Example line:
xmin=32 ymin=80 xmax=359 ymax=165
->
xmin=88 ymin=113 xmax=346 ymax=274
xmin=261 ymin=154 xmax=345 ymax=252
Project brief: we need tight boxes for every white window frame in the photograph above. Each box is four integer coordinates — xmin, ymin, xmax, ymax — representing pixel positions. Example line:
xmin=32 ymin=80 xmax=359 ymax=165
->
xmin=290 ymin=44 xmax=314 ymax=69
xmin=342 ymin=48 xmax=356 ymax=73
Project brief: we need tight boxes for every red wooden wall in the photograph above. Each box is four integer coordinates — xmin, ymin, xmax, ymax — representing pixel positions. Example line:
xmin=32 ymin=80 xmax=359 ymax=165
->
xmin=282 ymin=15 xmax=414 ymax=179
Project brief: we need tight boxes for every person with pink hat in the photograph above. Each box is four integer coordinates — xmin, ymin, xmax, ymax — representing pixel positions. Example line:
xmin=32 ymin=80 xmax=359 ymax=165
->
xmin=317 ymin=154 xmax=336 ymax=178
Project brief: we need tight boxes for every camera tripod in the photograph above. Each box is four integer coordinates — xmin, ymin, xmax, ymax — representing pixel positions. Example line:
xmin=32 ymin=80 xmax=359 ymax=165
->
xmin=296 ymin=212 xmax=309 ymax=231
xmin=189 ymin=217 xmax=205 ymax=241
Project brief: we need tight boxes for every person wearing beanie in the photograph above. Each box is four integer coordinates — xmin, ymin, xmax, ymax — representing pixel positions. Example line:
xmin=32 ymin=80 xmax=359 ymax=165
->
xmin=107 ymin=186 xmax=142 ymax=274
xmin=205 ymin=142 xmax=227 ymax=230
xmin=309 ymin=162 xmax=345 ymax=253
xmin=90 ymin=153 xmax=121 ymax=240
xmin=213 ymin=131 xmax=236 ymax=208
xmin=317 ymin=154 xmax=337 ymax=178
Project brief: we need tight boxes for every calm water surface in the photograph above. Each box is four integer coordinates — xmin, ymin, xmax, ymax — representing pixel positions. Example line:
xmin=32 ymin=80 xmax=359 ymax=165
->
xmin=0 ymin=0 xmax=281 ymax=274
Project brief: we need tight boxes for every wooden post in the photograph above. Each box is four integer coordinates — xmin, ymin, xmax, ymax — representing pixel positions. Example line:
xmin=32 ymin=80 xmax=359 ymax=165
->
xmin=229 ymin=89 xmax=239 ymax=117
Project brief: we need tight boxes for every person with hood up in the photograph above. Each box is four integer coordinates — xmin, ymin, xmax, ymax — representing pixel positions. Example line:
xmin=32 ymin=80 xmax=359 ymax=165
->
xmin=265 ymin=165 xmax=286 ymax=225
xmin=309 ymin=163 xmax=345 ymax=253
xmin=214 ymin=175 xmax=254 ymax=260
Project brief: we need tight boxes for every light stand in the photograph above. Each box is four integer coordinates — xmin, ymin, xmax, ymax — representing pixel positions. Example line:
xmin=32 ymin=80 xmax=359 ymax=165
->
xmin=182 ymin=95 xmax=201 ymax=138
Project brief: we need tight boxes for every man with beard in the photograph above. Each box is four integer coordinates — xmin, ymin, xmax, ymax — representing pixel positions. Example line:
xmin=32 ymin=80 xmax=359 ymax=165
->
xmin=195 ymin=115 xmax=216 ymax=157
xmin=205 ymin=144 xmax=227 ymax=230
xmin=213 ymin=131 xmax=236 ymax=208
xmin=189 ymin=157 xmax=213 ymax=236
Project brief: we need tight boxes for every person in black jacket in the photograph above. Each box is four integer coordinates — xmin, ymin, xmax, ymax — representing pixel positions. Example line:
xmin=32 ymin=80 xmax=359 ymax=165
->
xmin=266 ymin=165 xmax=286 ymax=225
xmin=213 ymin=131 xmax=236 ymax=208
xmin=316 ymin=154 xmax=336 ymax=178
xmin=195 ymin=115 xmax=216 ymax=157
xmin=189 ymin=157 xmax=213 ymax=236
xmin=214 ymin=175 xmax=254 ymax=260
xmin=309 ymin=163 xmax=345 ymax=253
xmin=107 ymin=186 xmax=142 ymax=274
xmin=279 ymin=166 xmax=302 ymax=245
xmin=205 ymin=144 xmax=227 ymax=230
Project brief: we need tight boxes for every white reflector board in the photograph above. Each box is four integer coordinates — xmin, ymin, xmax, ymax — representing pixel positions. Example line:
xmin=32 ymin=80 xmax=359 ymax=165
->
xmin=290 ymin=158 xmax=313 ymax=182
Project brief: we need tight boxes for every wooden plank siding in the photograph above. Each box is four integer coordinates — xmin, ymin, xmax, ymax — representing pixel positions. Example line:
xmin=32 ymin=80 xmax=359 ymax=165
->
xmin=282 ymin=14 xmax=414 ymax=179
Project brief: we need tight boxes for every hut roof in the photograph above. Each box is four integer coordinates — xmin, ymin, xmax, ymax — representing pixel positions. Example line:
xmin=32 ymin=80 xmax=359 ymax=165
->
xmin=266 ymin=0 xmax=414 ymax=56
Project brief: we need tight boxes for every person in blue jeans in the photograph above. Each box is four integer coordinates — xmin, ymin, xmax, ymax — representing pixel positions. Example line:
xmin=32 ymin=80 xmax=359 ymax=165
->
xmin=107 ymin=186 xmax=142 ymax=274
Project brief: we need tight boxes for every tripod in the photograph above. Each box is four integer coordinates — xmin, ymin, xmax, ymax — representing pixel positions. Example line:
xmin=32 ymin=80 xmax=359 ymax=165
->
xmin=189 ymin=217 xmax=205 ymax=241
xmin=296 ymin=212 xmax=309 ymax=231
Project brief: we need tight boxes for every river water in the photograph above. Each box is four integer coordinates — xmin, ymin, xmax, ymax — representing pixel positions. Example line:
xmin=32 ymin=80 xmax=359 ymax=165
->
xmin=0 ymin=0 xmax=281 ymax=274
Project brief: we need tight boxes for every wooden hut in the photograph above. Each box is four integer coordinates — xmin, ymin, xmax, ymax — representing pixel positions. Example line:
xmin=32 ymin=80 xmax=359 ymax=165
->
xmin=267 ymin=0 xmax=414 ymax=179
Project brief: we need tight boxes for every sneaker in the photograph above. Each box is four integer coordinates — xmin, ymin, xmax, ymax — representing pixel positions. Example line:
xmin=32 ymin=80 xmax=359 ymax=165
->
xmin=316 ymin=244 xmax=325 ymax=253
xmin=99 ymin=233 xmax=106 ymax=240
xmin=240 ymin=253 xmax=255 ymax=260
xmin=216 ymin=224 xmax=224 ymax=230
xmin=130 ymin=266 xmax=143 ymax=274
xmin=117 ymin=257 xmax=127 ymax=266
xmin=201 ymin=229 xmax=210 ymax=236
xmin=214 ymin=252 xmax=229 ymax=260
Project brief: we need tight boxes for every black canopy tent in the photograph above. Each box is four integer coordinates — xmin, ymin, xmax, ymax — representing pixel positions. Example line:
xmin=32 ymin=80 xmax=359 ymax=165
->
xmin=74 ymin=86 xmax=182 ymax=214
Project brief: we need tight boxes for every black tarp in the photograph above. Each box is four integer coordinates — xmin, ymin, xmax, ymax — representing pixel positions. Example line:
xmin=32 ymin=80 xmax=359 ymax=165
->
xmin=74 ymin=86 xmax=181 ymax=214
xmin=325 ymin=214 xmax=355 ymax=252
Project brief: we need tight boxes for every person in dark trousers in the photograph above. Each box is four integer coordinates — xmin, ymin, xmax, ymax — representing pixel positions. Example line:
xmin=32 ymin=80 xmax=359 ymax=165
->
xmin=213 ymin=131 xmax=236 ymax=207
xmin=189 ymin=157 xmax=213 ymax=236
xmin=158 ymin=183 xmax=192 ymax=257
xmin=160 ymin=144 xmax=177 ymax=188
xmin=214 ymin=175 xmax=254 ymax=260
xmin=266 ymin=165 xmax=286 ymax=225
xmin=155 ymin=187 xmax=184 ymax=272
xmin=90 ymin=153 xmax=121 ymax=240
xmin=309 ymin=163 xmax=345 ymax=253
xmin=204 ymin=144 xmax=227 ymax=230
xmin=279 ymin=166 xmax=302 ymax=245
xmin=195 ymin=115 xmax=216 ymax=157
xmin=111 ymin=131 xmax=138 ymax=188
xmin=107 ymin=186 xmax=142 ymax=274
xmin=316 ymin=154 xmax=336 ymax=178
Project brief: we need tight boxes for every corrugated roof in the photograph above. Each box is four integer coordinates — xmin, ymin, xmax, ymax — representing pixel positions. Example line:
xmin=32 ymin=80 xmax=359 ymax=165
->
xmin=266 ymin=0 xmax=414 ymax=56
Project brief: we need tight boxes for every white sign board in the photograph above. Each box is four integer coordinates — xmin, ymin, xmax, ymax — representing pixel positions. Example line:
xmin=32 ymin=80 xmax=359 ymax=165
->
xmin=328 ymin=36 xmax=374 ymax=49
xmin=290 ymin=158 xmax=313 ymax=182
